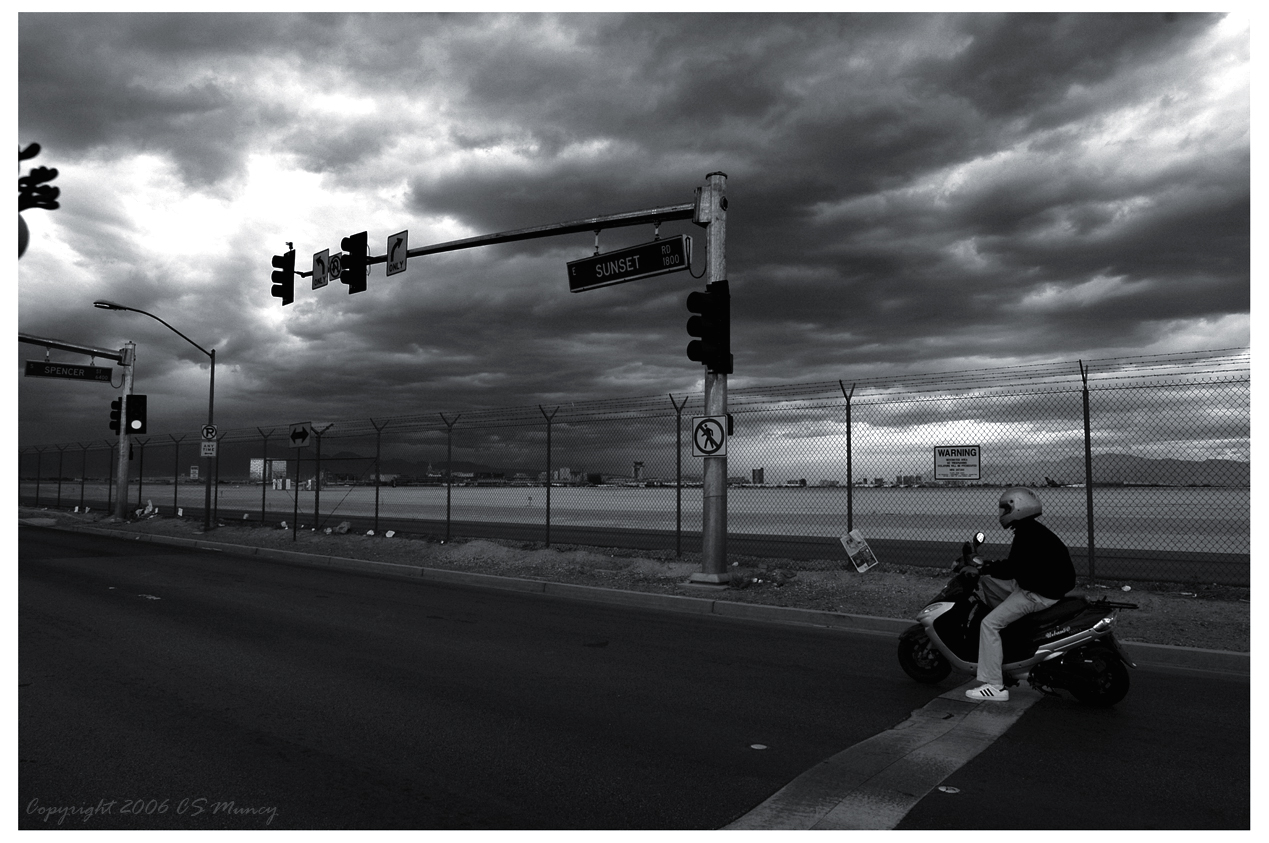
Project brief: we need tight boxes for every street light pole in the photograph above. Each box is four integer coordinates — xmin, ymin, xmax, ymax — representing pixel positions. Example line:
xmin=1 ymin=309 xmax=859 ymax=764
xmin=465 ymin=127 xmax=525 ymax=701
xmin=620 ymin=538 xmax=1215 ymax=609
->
xmin=94 ymin=300 xmax=217 ymax=532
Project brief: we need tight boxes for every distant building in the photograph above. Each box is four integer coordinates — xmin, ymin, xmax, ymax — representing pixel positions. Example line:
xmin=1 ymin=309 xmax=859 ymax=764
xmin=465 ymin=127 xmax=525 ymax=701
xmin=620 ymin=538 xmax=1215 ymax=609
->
xmin=752 ymin=467 xmax=765 ymax=485
xmin=250 ymin=458 xmax=287 ymax=481
xmin=633 ymin=461 xmax=644 ymax=481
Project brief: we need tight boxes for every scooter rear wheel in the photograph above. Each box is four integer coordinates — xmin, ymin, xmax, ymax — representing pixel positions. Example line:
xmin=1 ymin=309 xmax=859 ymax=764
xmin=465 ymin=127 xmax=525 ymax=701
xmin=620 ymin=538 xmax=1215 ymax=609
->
xmin=1068 ymin=645 xmax=1131 ymax=707
xmin=898 ymin=624 xmax=952 ymax=683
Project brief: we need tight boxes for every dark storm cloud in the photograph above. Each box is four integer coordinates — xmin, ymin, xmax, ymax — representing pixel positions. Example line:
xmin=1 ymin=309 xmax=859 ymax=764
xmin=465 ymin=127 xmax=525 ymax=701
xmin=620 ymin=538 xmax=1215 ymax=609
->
xmin=17 ymin=12 xmax=1248 ymax=448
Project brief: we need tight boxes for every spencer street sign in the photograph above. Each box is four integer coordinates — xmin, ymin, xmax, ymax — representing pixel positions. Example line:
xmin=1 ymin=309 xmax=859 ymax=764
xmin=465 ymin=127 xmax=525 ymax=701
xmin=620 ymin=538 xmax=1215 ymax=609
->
xmin=567 ymin=234 xmax=692 ymax=292
xmin=24 ymin=360 xmax=113 ymax=382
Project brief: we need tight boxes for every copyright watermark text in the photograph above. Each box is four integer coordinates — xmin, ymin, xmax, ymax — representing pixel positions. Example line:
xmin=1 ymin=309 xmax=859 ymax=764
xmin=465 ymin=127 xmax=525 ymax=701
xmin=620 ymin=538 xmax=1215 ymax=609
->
xmin=25 ymin=797 xmax=278 ymax=826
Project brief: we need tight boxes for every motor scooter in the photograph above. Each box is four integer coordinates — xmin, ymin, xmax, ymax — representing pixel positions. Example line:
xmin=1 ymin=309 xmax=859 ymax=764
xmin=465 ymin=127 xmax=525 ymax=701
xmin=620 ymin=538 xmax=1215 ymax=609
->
xmin=897 ymin=531 xmax=1137 ymax=706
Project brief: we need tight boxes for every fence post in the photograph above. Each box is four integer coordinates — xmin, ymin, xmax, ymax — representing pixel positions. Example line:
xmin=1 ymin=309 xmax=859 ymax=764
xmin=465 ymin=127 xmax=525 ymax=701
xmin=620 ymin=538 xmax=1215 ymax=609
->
xmin=33 ymin=446 xmax=43 ymax=507
xmin=312 ymin=424 xmax=333 ymax=530
xmin=540 ymin=406 xmax=559 ymax=547
xmin=136 ymin=438 xmax=147 ymax=510
xmin=56 ymin=444 xmax=67 ymax=508
xmin=1080 ymin=361 xmax=1096 ymax=585
xmin=79 ymin=443 xmax=90 ymax=512
xmin=213 ymin=433 xmax=224 ymax=524
xmin=258 ymin=428 xmax=273 ymax=525
xmin=292 ymin=444 xmax=302 ymax=542
xmin=105 ymin=440 xmax=114 ymax=514
xmin=439 ymin=414 xmax=460 ymax=541
xmin=169 ymin=435 xmax=185 ymax=516
xmin=371 ymin=419 xmax=388 ymax=535
xmin=670 ymin=394 xmax=688 ymax=557
xmin=840 ymin=381 xmax=856 ymax=533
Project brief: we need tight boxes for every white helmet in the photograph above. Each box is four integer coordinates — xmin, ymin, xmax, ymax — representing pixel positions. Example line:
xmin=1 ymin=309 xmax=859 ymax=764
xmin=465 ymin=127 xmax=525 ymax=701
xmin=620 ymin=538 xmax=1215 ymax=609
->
xmin=998 ymin=487 xmax=1042 ymax=528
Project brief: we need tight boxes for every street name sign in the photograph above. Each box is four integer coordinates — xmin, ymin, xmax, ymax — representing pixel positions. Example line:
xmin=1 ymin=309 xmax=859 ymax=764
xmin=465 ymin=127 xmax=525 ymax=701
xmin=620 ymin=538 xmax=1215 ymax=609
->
xmin=24 ymin=360 xmax=112 ymax=383
xmin=567 ymin=234 xmax=692 ymax=292
xmin=387 ymin=230 xmax=408 ymax=276
xmin=692 ymin=415 xmax=728 ymax=458
xmin=934 ymin=445 xmax=981 ymax=480
xmin=313 ymin=249 xmax=330 ymax=289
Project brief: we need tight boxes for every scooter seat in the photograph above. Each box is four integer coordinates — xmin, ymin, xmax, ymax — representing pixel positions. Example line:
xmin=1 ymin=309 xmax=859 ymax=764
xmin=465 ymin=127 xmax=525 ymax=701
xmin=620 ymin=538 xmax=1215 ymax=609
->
xmin=1006 ymin=596 xmax=1089 ymax=638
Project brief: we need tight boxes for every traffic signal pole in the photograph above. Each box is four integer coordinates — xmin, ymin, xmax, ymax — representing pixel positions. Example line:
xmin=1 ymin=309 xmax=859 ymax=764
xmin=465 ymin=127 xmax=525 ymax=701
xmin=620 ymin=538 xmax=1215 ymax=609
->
xmin=690 ymin=171 xmax=730 ymax=586
xmin=113 ymin=342 xmax=136 ymax=520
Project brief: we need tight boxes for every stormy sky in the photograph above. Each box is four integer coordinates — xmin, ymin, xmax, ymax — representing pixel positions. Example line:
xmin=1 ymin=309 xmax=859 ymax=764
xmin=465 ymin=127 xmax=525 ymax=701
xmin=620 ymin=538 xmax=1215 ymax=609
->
xmin=16 ymin=12 xmax=1250 ymax=448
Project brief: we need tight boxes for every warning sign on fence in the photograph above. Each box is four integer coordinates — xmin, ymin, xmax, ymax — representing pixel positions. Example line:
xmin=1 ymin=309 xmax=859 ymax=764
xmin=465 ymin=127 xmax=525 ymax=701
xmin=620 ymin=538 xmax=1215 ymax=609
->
xmin=934 ymin=445 xmax=981 ymax=480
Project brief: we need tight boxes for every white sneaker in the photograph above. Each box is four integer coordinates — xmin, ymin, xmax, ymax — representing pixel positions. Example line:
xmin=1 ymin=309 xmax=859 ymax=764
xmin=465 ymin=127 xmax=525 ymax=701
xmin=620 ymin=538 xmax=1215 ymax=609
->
xmin=965 ymin=684 xmax=1009 ymax=702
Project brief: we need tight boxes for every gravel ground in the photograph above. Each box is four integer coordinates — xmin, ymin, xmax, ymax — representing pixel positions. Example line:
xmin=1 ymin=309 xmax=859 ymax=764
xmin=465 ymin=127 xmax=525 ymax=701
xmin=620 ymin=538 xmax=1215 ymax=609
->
xmin=21 ymin=507 xmax=1250 ymax=653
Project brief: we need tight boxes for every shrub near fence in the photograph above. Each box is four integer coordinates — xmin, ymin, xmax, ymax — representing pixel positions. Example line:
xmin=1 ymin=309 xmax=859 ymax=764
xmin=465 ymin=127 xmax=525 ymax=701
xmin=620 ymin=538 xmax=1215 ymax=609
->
xmin=19 ymin=350 xmax=1250 ymax=585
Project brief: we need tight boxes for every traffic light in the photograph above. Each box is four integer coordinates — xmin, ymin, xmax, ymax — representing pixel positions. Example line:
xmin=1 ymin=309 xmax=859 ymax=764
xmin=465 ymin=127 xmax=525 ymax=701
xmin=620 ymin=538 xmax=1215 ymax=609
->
xmin=125 ymin=394 xmax=147 ymax=434
xmin=271 ymin=249 xmax=295 ymax=305
xmin=686 ymin=279 xmax=732 ymax=374
xmin=340 ymin=231 xmax=368 ymax=294
xmin=109 ymin=397 xmax=123 ymax=434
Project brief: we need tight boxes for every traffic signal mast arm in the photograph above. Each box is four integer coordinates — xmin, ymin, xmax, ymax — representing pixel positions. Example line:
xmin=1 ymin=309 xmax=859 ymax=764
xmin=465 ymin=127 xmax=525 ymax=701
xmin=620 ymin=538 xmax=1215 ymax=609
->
xmin=293 ymin=202 xmax=696 ymax=278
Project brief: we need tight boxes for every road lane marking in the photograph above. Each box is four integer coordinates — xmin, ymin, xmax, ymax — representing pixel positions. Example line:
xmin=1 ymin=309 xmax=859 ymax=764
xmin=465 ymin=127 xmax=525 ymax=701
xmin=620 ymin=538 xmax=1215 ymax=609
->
xmin=726 ymin=681 xmax=1042 ymax=830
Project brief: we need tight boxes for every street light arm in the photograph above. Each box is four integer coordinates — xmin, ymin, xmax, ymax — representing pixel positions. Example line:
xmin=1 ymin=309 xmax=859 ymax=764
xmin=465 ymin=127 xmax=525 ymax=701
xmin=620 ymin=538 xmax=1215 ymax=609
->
xmin=109 ymin=305 xmax=213 ymax=359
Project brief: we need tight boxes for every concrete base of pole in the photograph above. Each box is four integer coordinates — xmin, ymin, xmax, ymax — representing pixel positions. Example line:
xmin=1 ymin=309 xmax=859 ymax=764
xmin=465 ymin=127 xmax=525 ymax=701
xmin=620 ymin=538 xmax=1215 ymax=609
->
xmin=686 ymin=571 xmax=731 ymax=589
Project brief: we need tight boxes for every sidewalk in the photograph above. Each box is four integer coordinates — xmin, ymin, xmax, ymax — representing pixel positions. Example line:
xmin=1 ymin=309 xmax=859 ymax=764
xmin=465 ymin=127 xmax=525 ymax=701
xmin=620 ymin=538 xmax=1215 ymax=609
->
xmin=29 ymin=517 xmax=1249 ymax=678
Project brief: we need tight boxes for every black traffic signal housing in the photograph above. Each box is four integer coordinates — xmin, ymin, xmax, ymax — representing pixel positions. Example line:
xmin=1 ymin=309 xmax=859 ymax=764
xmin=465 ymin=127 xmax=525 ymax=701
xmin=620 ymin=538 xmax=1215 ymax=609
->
xmin=125 ymin=394 xmax=147 ymax=435
xmin=271 ymin=249 xmax=295 ymax=305
xmin=340 ymin=231 xmax=368 ymax=294
xmin=109 ymin=397 xmax=123 ymax=434
xmin=686 ymin=280 xmax=732 ymax=374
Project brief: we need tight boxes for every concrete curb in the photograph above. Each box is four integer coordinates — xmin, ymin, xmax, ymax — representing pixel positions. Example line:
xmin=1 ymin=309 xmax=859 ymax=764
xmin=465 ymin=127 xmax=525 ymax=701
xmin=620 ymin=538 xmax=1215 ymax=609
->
xmin=33 ymin=521 xmax=1248 ymax=677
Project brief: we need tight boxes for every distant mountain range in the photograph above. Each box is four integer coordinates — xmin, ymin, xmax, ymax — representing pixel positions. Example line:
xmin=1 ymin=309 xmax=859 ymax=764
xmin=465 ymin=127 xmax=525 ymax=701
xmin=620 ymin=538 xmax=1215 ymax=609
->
xmin=1026 ymin=454 xmax=1249 ymax=487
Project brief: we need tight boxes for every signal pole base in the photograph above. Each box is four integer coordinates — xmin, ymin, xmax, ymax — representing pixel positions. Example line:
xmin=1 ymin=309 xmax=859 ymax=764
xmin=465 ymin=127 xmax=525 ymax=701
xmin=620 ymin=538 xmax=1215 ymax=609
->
xmin=686 ymin=571 xmax=731 ymax=589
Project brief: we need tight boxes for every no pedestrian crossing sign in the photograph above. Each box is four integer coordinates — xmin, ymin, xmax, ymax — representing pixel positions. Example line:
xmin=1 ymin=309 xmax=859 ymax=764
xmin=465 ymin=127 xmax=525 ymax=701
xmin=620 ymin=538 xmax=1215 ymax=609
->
xmin=692 ymin=415 xmax=727 ymax=458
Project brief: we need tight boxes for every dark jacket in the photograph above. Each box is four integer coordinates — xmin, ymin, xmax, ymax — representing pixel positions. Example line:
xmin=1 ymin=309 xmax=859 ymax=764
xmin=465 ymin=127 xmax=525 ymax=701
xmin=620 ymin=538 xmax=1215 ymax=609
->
xmin=983 ymin=516 xmax=1075 ymax=600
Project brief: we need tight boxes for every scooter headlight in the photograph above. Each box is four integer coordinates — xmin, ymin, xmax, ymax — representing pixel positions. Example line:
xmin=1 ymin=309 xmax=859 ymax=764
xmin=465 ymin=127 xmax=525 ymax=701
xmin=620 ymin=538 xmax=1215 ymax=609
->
xmin=918 ymin=602 xmax=953 ymax=620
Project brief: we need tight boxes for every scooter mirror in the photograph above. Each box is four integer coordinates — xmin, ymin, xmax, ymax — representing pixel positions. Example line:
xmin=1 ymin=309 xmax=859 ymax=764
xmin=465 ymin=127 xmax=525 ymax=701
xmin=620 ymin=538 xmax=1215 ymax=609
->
xmin=973 ymin=531 xmax=985 ymax=548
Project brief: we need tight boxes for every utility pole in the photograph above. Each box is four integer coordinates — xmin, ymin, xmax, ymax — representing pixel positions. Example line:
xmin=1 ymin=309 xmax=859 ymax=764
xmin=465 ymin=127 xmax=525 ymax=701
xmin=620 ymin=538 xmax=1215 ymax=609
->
xmin=689 ymin=171 xmax=729 ymax=586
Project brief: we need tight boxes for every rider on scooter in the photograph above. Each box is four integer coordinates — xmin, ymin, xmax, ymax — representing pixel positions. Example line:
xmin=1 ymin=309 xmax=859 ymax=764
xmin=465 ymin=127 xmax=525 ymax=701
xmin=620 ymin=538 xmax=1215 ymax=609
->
xmin=965 ymin=487 xmax=1076 ymax=702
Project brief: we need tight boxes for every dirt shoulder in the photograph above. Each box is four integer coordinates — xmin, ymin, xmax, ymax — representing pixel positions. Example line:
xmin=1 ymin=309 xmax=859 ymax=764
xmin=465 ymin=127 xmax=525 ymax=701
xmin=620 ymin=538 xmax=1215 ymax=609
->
xmin=21 ymin=507 xmax=1250 ymax=653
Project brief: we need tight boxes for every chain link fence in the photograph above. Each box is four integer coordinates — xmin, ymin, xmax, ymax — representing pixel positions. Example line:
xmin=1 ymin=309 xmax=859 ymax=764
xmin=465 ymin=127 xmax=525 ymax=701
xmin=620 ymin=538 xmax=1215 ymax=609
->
xmin=19 ymin=349 xmax=1250 ymax=585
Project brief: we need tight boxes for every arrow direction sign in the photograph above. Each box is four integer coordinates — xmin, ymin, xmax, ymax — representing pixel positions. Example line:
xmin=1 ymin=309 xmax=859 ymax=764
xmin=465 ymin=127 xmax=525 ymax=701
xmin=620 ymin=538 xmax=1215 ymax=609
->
xmin=387 ymin=230 xmax=408 ymax=276
xmin=24 ymin=360 xmax=113 ymax=382
xmin=313 ymin=249 xmax=330 ymax=289
xmin=289 ymin=422 xmax=312 ymax=449
xmin=567 ymin=234 xmax=692 ymax=293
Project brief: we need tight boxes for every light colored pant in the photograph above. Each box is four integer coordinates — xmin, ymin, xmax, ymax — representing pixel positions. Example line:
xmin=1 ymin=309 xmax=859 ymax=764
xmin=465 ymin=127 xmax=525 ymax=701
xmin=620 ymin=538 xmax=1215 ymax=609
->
xmin=975 ymin=576 xmax=1058 ymax=687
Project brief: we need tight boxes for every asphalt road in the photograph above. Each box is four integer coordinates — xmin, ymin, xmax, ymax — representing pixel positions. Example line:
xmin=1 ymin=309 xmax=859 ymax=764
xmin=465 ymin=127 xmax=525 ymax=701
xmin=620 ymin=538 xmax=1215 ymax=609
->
xmin=18 ymin=526 xmax=1249 ymax=829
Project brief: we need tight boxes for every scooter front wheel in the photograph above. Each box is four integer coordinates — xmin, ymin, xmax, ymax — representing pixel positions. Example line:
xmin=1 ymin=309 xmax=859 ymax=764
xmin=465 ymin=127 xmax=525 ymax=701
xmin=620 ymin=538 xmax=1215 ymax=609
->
xmin=898 ymin=624 xmax=952 ymax=683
